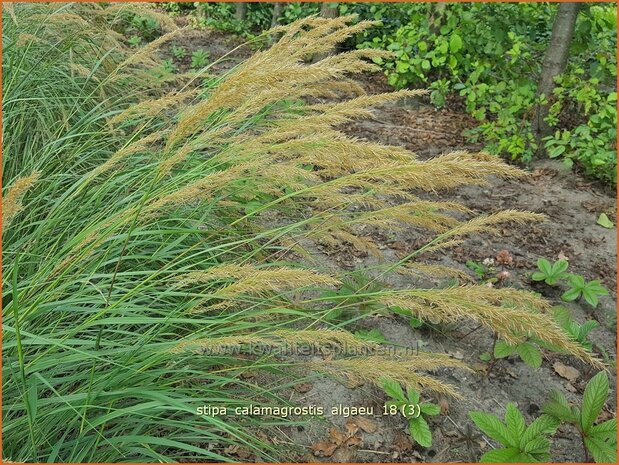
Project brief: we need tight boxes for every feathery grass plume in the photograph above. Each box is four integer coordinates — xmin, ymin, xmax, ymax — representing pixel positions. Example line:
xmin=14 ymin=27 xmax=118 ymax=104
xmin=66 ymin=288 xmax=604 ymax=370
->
xmin=2 ymin=172 xmax=40 ymax=228
xmin=311 ymin=356 xmax=465 ymax=398
xmin=94 ymin=2 xmax=178 ymax=32
xmin=143 ymin=162 xmax=262 ymax=215
xmin=117 ymin=28 xmax=184 ymax=70
xmin=3 ymin=2 xmax=18 ymax=25
xmin=348 ymin=201 xmax=470 ymax=232
xmin=397 ymin=263 xmax=473 ymax=282
xmin=107 ymin=89 xmax=199 ymax=127
xmin=380 ymin=286 xmax=603 ymax=368
xmin=179 ymin=264 xmax=340 ymax=300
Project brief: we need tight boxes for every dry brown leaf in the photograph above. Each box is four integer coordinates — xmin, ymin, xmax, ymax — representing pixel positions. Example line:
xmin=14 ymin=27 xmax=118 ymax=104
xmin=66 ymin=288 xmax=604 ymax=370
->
xmin=312 ymin=441 xmax=338 ymax=457
xmin=329 ymin=427 xmax=348 ymax=446
xmin=345 ymin=435 xmax=362 ymax=447
xmin=553 ymin=361 xmax=580 ymax=382
xmin=351 ymin=416 xmax=377 ymax=433
xmin=344 ymin=419 xmax=359 ymax=436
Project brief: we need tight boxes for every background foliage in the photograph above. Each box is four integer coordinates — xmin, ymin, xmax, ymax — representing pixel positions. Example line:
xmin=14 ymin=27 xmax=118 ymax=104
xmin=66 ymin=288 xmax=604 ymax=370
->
xmin=166 ymin=2 xmax=617 ymax=184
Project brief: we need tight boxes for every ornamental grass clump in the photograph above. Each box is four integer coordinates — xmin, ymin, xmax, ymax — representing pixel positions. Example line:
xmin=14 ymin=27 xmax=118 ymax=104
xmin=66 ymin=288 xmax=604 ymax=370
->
xmin=2 ymin=4 xmax=603 ymax=462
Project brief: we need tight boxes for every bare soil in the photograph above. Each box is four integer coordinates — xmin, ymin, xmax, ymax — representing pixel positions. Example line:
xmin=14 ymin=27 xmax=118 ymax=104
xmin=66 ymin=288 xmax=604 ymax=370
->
xmin=162 ymin=23 xmax=617 ymax=463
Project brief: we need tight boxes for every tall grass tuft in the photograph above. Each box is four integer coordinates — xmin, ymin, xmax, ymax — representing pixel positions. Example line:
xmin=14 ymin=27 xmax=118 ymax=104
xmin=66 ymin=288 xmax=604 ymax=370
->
xmin=2 ymin=4 xmax=603 ymax=462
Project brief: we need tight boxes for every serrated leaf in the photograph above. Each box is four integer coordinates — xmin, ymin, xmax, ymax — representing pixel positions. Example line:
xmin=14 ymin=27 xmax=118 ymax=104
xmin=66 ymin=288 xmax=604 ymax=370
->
xmin=581 ymin=371 xmax=609 ymax=432
xmin=380 ymin=377 xmax=407 ymax=403
xmin=521 ymin=415 xmax=559 ymax=446
xmin=561 ymin=287 xmax=581 ymax=302
xmin=542 ymin=390 xmax=578 ymax=423
xmin=597 ymin=213 xmax=614 ymax=229
xmin=516 ymin=343 xmax=542 ymax=368
xmin=406 ymin=387 xmax=420 ymax=405
xmin=409 ymin=415 xmax=432 ymax=447
xmin=523 ymin=437 xmax=550 ymax=454
xmin=420 ymin=402 xmax=440 ymax=416
xmin=579 ymin=320 xmax=599 ymax=338
xmin=582 ymin=288 xmax=600 ymax=307
xmin=469 ymin=411 xmax=515 ymax=447
xmin=494 ymin=340 xmax=516 ymax=358
xmin=479 ymin=448 xmax=527 ymax=463
xmin=552 ymin=259 xmax=569 ymax=274
xmin=585 ymin=434 xmax=617 ymax=463
xmin=567 ymin=274 xmax=586 ymax=288
xmin=536 ymin=258 xmax=552 ymax=275
xmin=505 ymin=403 xmax=526 ymax=440
xmin=590 ymin=419 xmax=617 ymax=444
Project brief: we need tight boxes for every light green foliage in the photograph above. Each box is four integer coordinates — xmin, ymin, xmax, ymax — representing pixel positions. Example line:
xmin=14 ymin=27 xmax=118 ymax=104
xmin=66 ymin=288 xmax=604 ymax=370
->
xmin=129 ymin=14 xmax=161 ymax=41
xmin=532 ymin=258 xmax=569 ymax=285
xmin=470 ymin=403 xmax=560 ymax=462
xmin=190 ymin=49 xmax=210 ymax=69
xmin=597 ymin=213 xmax=614 ymax=229
xmin=494 ymin=340 xmax=543 ymax=369
xmin=553 ymin=306 xmax=598 ymax=351
xmin=532 ymin=257 xmax=609 ymax=308
xmin=171 ymin=44 xmax=187 ymax=60
xmin=381 ymin=378 xmax=440 ymax=448
xmin=357 ymin=3 xmax=616 ymax=183
xmin=543 ymin=372 xmax=617 ymax=463
xmin=321 ymin=271 xmax=385 ymax=321
xmin=561 ymin=275 xmax=609 ymax=308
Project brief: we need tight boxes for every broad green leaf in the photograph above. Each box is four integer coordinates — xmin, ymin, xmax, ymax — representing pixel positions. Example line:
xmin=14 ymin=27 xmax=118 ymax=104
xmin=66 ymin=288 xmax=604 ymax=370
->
xmin=523 ymin=437 xmax=550 ymax=454
xmin=585 ymin=435 xmax=617 ymax=463
xmin=409 ymin=415 xmax=432 ymax=447
xmin=551 ymin=259 xmax=569 ymax=274
xmin=504 ymin=403 xmax=526 ymax=439
xmin=567 ymin=274 xmax=586 ymax=288
xmin=582 ymin=288 xmax=600 ymax=307
xmin=516 ymin=343 xmax=542 ymax=368
xmin=469 ymin=411 xmax=514 ymax=447
xmin=536 ymin=258 xmax=552 ymax=275
xmin=531 ymin=271 xmax=547 ymax=282
xmin=520 ymin=415 xmax=560 ymax=446
xmin=406 ymin=387 xmax=420 ymax=405
xmin=590 ymin=419 xmax=617 ymax=442
xmin=494 ymin=341 xmax=516 ymax=358
xmin=450 ymin=33 xmax=463 ymax=53
xmin=596 ymin=213 xmax=614 ymax=229
xmin=479 ymin=447 xmax=526 ymax=463
xmin=581 ymin=371 xmax=609 ymax=432
xmin=420 ymin=402 xmax=440 ymax=416
xmin=380 ymin=377 xmax=406 ymax=403
xmin=561 ymin=287 xmax=581 ymax=302
xmin=542 ymin=390 xmax=578 ymax=423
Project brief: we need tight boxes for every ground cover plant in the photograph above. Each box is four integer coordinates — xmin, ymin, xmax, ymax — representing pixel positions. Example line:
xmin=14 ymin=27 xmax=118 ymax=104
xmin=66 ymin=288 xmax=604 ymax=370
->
xmin=2 ymin=3 xmax=616 ymax=463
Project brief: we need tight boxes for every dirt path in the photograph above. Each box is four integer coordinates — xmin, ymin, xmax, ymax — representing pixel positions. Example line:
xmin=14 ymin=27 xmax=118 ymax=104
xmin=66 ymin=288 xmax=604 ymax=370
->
xmin=163 ymin=24 xmax=616 ymax=463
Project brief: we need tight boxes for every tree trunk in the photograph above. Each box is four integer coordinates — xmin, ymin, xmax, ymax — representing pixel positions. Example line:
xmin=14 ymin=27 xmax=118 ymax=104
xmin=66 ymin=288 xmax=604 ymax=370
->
xmin=533 ymin=2 xmax=581 ymax=148
xmin=269 ymin=3 xmax=284 ymax=44
xmin=235 ymin=2 xmax=247 ymax=21
xmin=320 ymin=2 xmax=339 ymax=19
xmin=271 ymin=2 xmax=284 ymax=29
